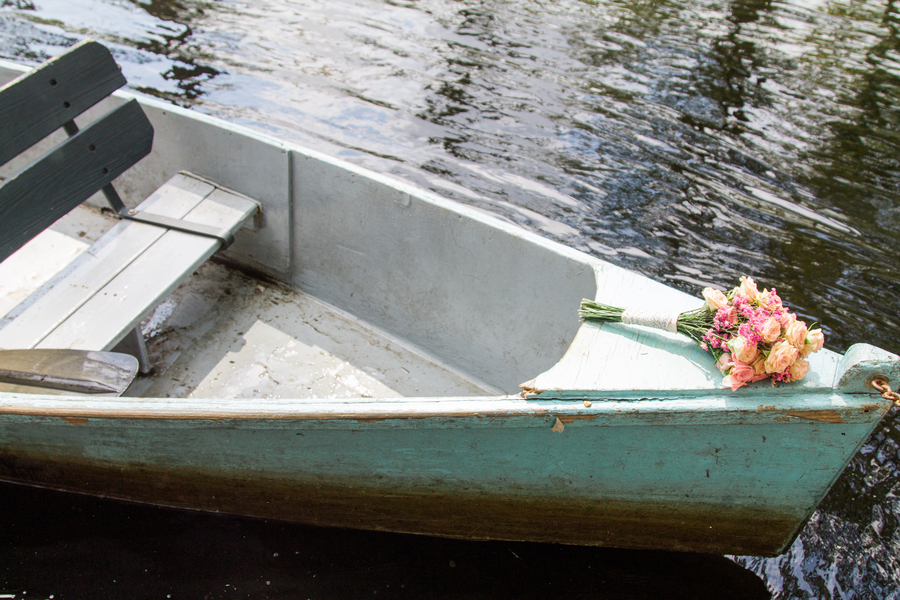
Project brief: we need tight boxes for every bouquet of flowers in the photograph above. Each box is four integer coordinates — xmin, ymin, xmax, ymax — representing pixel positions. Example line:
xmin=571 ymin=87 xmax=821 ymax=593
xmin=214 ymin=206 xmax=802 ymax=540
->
xmin=578 ymin=277 xmax=825 ymax=391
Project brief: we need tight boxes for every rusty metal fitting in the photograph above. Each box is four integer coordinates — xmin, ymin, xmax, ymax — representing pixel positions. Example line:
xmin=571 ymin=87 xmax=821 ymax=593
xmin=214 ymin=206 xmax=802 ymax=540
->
xmin=870 ymin=376 xmax=900 ymax=406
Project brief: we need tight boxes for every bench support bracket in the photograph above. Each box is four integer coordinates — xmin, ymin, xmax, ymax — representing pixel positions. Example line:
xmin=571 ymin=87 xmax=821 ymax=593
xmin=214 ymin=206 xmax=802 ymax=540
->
xmin=112 ymin=326 xmax=152 ymax=376
xmin=120 ymin=210 xmax=235 ymax=249
xmin=62 ymin=119 xmax=235 ymax=249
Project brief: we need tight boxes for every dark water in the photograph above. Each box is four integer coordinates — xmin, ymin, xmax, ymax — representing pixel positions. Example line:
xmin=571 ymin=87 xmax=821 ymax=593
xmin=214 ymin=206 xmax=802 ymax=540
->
xmin=0 ymin=0 xmax=898 ymax=597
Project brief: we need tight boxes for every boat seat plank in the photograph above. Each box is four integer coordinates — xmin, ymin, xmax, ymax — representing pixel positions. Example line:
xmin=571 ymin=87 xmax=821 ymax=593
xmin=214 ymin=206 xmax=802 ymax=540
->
xmin=0 ymin=40 xmax=261 ymax=377
xmin=0 ymin=173 xmax=257 ymax=354
xmin=0 ymin=173 xmax=215 ymax=348
xmin=527 ymin=320 xmax=838 ymax=394
xmin=524 ymin=263 xmax=842 ymax=395
xmin=36 ymin=182 xmax=258 ymax=352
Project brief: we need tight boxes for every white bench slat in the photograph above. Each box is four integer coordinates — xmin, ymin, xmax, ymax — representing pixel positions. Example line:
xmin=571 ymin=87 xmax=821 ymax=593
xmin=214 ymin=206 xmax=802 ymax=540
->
xmin=0 ymin=174 xmax=214 ymax=349
xmin=0 ymin=173 xmax=257 ymax=354
xmin=36 ymin=185 xmax=258 ymax=352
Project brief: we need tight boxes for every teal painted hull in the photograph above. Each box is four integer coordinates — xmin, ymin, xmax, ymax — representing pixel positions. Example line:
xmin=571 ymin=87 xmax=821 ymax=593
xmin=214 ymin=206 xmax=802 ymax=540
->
xmin=0 ymin=381 xmax=893 ymax=556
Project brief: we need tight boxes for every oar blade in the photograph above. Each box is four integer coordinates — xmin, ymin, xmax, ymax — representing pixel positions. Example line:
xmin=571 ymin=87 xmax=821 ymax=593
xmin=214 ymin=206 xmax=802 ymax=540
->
xmin=0 ymin=349 xmax=139 ymax=396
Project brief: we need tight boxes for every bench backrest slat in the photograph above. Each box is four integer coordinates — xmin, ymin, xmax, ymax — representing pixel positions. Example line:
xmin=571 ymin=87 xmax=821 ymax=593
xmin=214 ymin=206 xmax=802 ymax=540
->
xmin=0 ymin=99 xmax=154 ymax=263
xmin=0 ymin=39 xmax=128 ymax=167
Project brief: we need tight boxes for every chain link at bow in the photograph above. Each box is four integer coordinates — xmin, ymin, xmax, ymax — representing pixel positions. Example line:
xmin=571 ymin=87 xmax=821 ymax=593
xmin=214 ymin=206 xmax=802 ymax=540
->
xmin=871 ymin=377 xmax=900 ymax=406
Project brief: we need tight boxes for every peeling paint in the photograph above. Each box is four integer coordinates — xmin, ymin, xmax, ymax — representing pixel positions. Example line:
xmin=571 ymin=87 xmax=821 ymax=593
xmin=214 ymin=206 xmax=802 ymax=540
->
xmin=757 ymin=405 xmax=846 ymax=423
xmin=60 ymin=417 xmax=88 ymax=425
xmin=783 ymin=410 xmax=844 ymax=423
xmin=558 ymin=415 xmax=597 ymax=424
xmin=519 ymin=384 xmax=542 ymax=397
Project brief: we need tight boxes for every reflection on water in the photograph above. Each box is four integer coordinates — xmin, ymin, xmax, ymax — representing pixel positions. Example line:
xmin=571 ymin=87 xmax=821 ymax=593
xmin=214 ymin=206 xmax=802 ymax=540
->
xmin=1 ymin=0 xmax=899 ymax=597
xmin=126 ymin=0 xmax=222 ymax=103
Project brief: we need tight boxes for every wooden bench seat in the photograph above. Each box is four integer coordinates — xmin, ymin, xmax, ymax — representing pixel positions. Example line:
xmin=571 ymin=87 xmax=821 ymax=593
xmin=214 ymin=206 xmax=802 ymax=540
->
xmin=0 ymin=40 xmax=259 ymax=379
xmin=0 ymin=172 xmax=257 ymax=368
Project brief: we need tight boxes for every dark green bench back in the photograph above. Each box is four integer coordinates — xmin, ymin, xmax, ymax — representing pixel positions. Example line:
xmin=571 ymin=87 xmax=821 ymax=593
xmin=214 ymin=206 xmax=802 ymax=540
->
xmin=0 ymin=40 xmax=154 ymax=263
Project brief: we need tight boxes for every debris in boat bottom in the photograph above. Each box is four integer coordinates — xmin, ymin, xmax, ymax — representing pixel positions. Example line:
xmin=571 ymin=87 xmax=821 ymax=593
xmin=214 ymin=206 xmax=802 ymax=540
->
xmin=551 ymin=417 xmax=565 ymax=433
xmin=133 ymin=262 xmax=491 ymax=399
xmin=583 ymin=400 xmax=592 ymax=407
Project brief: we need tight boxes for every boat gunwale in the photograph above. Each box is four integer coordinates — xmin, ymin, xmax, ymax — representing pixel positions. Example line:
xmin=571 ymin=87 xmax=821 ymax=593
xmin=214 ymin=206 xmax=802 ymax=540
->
xmin=0 ymin=391 xmax=890 ymax=426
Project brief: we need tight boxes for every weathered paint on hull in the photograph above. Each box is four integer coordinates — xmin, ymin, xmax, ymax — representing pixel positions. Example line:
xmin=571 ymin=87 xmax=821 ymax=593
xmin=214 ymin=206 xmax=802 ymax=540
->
xmin=0 ymin=392 xmax=891 ymax=556
xmin=0 ymin=450 xmax=800 ymax=555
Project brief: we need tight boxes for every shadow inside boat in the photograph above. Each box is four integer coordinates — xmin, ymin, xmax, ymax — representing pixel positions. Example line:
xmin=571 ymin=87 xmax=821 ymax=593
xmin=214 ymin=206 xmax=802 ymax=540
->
xmin=0 ymin=481 xmax=770 ymax=599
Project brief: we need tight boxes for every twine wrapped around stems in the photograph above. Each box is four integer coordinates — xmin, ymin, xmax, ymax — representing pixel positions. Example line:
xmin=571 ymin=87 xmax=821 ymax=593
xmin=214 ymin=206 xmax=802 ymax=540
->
xmin=619 ymin=309 xmax=681 ymax=333
xmin=578 ymin=299 xmax=714 ymax=350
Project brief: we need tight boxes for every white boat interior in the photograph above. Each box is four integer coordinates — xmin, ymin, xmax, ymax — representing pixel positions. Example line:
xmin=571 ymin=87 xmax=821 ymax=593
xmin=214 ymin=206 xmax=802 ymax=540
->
xmin=0 ymin=203 xmax=498 ymax=399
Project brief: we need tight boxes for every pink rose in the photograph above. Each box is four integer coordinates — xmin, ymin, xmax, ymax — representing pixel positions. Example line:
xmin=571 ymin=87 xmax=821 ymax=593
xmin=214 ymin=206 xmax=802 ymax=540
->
xmin=788 ymin=359 xmax=810 ymax=382
xmin=731 ymin=360 xmax=756 ymax=383
xmin=723 ymin=374 xmax=746 ymax=391
xmin=784 ymin=320 xmax=808 ymax=350
xmin=808 ymin=329 xmax=825 ymax=352
xmin=723 ymin=359 xmax=768 ymax=391
xmin=717 ymin=352 xmax=734 ymax=373
xmin=765 ymin=340 xmax=799 ymax=374
xmin=799 ymin=329 xmax=824 ymax=358
xmin=758 ymin=316 xmax=782 ymax=343
xmin=759 ymin=289 xmax=783 ymax=311
xmin=728 ymin=336 xmax=758 ymax=363
xmin=702 ymin=287 xmax=729 ymax=311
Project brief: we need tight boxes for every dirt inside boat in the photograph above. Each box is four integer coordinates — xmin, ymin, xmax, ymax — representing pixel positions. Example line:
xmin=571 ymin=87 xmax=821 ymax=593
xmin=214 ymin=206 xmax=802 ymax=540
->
xmin=0 ymin=204 xmax=496 ymax=399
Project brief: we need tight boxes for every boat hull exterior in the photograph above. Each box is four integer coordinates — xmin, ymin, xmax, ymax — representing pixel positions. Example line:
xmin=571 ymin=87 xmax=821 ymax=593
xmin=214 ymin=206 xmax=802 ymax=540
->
xmin=0 ymin=393 xmax=890 ymax=556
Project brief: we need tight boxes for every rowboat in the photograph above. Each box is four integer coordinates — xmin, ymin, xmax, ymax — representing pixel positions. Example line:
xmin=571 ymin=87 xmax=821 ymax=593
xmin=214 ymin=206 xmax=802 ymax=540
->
xmin=1 ymin=46 xmax=896 ymax=557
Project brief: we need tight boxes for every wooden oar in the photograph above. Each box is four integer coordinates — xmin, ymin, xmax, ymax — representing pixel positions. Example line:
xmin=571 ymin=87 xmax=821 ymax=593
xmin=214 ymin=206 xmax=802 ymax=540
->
xmin=0 ymin=349 xmax=139 ymax=396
